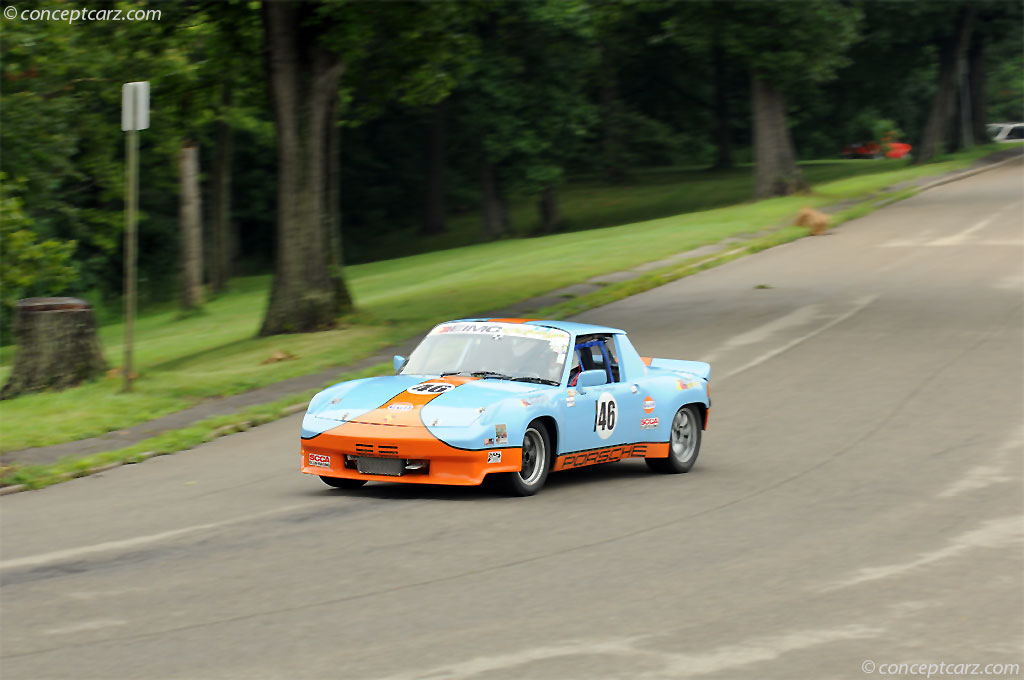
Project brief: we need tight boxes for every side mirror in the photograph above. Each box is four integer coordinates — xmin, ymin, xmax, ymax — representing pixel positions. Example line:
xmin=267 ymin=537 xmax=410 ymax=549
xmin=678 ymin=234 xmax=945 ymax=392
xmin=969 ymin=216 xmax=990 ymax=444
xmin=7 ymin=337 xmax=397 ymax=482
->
xmin=393 ymin=355 xmax=407 ymax=373
xmin=576 ymin=369 xmax=608 ymax=390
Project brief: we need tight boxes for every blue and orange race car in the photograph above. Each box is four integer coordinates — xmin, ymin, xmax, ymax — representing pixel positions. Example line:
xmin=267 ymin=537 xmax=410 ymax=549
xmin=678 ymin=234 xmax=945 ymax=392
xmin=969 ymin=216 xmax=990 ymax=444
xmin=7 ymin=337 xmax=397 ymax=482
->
xmin=300 ymin=319 xmax=710 ymax=495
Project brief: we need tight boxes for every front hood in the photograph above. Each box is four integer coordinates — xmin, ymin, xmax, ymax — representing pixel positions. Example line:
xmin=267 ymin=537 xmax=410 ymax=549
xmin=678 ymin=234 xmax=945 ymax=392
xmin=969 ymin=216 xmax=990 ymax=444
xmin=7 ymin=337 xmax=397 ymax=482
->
xmin=309 ymin=375 xmax=426 ymax=421
xmin=309 ymin=374 xmax=546 ymax=428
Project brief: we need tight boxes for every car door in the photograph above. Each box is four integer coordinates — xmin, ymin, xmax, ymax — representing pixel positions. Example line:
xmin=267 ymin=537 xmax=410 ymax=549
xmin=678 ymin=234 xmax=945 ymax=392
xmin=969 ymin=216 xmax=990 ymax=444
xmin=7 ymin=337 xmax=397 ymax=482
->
xmin=562 ymin=336 xmax=640 ymax=453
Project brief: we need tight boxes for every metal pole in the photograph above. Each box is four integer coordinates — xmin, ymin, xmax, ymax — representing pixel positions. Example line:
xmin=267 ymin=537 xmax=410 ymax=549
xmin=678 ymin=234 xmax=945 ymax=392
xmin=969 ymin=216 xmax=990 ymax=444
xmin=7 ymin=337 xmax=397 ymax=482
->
xmin=123 ymin=128 xmax=138 ymax=392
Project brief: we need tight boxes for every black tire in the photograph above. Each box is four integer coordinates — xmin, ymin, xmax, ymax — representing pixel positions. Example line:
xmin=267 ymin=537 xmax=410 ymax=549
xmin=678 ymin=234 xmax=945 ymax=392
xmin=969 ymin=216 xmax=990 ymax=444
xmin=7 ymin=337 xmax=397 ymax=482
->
xmin=320 ymin=476 xmax=367 ymax=489
xmin=486 ymin=423 xmax=551 ymax=496
xmin=646 ymin=406 xmax=701 ymax=474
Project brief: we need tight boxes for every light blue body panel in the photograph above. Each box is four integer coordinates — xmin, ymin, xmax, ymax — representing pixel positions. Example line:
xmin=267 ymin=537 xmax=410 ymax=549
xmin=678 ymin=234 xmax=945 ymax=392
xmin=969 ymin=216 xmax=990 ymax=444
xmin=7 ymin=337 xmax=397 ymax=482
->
xmin=649 ymin=358 xmax=711 ymax=381
xmin=301 ymin=321 xmax=710 ymax=457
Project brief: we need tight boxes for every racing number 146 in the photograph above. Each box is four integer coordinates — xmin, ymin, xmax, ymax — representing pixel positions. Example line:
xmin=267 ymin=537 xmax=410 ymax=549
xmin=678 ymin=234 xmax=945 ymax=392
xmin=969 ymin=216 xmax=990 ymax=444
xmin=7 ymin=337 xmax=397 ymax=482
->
xmin=595 ymin=399 xmax=616 ymax=431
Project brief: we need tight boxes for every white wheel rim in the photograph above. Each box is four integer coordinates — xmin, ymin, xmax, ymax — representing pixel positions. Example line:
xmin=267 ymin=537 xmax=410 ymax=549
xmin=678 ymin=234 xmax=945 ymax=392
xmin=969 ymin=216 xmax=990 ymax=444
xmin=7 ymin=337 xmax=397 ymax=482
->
xmin=520 ymin=429 xmax=545 ymax=485
xmin=670 ymin=409 xmax=697 ymax=464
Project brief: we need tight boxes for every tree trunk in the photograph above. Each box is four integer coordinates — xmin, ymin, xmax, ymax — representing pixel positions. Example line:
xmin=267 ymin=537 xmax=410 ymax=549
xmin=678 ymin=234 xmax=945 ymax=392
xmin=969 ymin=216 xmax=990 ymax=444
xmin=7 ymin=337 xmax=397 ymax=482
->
xmin=599 ymin=46 xmax=626 ymax=183
xmin=712 ymin=41 xmax=733 ymax=170
xmin=179 ymin=140 xmax=204 ymax=310
xmin=323 ymin=87 xmax=349 ymax=311
xmin=915 ymin=6 xmax=976 ymax=164
xmin=751 ymin=73 xmax=804 ymax=198
xmin=480 ymin=157 xmax=506 ymax=239
xmin=421 ymin=99 xmax=448 ymax=235
xmin=969 ymin=37 xmax=988 ymax=142
xmin=209 ymin=85 xmax=234 ymax=295
xmin=538 ymin=187 xmax=562 ymax=233
xmin=260 ymin=1 xmax=353 ymax=335
xmin=1 ymin=298 xmax=106 ymax=400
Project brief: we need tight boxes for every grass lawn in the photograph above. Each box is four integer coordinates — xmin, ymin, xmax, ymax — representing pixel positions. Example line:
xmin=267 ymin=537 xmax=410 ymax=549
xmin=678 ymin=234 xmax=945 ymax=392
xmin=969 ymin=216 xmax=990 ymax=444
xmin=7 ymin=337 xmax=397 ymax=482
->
xmin=353 ymin=157 xmax=942 ymax=262
xmin=0 ymin=147 xmax=1002 ymax=453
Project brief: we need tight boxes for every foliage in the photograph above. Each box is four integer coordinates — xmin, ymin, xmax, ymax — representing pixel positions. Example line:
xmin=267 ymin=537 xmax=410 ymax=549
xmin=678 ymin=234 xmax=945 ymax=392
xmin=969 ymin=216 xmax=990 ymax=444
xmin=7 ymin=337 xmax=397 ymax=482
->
xmin=0 ymin=177 xmax=78 ymax=341
xmin=457 ymin=1 xmax=599 ymax=195
xmin=0 ymin=0 xmax=1020 ymax=328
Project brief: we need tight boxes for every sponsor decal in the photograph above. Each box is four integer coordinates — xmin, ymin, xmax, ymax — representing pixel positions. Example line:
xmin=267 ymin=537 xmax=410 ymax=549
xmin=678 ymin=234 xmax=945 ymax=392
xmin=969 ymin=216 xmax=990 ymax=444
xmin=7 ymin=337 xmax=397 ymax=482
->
xmin=641 ymin=417 xmax=659 ymax=429
xmin=487 ymin=451 xmax=502 ymax=464
xmin=388 ymin=402 xmax=414 ymax=411
xmin=495 ymin=424 xmax=508 ymax=446
xmin=484 ymin=438 xmax=495 ymax=446
xmin=555 ymin=443 xmax=648 ymax=471
xmin=308 ymin=453 xmax=331 ymax=468
xmin=438 ymin=323 xmax=505 ymax=335
xmin=677 ymin=375 xmax=701 ymax=390
xmin=429 ymin=322 xmax=569 ymax=351
xmin=520 ymin=399 xmax=531 ymax=407
xmin=407 ymin=382 xmax=456 ymax=395
xmin=566 ymin=396 xmax=576 ymax=408
xmin=593 ymin=392 xmax=617 ymax=440
xmin=643 ymin=396 xmax=656 ymax=414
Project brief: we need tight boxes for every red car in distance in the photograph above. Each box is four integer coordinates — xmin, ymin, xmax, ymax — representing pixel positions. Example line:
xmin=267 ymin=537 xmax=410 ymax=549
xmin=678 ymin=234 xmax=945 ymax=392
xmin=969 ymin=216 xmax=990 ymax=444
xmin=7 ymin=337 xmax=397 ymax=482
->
xmin=842 ymin=134 xmax=912 ymax=159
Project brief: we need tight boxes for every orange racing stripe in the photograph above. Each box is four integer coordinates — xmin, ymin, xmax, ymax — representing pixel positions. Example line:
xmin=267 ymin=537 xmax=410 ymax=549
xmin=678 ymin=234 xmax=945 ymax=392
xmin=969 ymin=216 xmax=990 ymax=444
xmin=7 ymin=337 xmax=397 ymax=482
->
xmin=349 ymin=375 xmax=479 ymax=426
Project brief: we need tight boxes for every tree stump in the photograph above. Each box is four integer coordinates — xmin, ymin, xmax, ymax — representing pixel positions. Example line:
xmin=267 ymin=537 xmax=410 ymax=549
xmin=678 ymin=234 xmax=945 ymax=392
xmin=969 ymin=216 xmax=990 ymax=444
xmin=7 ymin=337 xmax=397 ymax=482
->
xmin=1 ymin=298 xmax=107 ymax=400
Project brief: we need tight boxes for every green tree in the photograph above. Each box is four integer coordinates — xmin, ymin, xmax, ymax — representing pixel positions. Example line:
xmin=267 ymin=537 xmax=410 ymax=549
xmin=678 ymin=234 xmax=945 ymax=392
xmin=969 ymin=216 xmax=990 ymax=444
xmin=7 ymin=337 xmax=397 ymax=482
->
xmin=727 ymin=1 xmax=861 ymax=196
xmin=0 ymin=1 xmax=237 ymax=312
xmin=457 ymin=0 xmax=598 ymax=236
xmin=0 ymin=177 xmax=77 ymax=341
xmin=258 ymin=0 xmax=473 ymax=334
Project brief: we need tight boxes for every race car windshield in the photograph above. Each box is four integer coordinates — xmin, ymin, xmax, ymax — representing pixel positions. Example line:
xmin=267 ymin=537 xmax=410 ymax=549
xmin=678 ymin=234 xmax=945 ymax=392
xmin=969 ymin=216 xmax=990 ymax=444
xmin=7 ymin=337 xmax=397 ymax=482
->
xmin=402 ymin=322 xmax=571 ymax=384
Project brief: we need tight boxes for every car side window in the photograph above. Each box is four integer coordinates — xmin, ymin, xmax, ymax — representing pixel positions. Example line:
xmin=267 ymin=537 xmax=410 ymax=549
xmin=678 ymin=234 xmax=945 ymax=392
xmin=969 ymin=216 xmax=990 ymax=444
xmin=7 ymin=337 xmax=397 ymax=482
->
xmin=569 ymin=335 xmax=620 ymax=384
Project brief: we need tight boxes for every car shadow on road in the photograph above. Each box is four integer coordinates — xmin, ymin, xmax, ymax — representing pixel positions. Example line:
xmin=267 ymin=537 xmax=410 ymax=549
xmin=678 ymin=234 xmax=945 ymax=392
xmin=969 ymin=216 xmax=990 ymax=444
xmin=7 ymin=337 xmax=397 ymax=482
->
xmin=298 ymin=459 xmax=680 ymax=501
xmin=545 ymin=459 xmax=662 ymax=489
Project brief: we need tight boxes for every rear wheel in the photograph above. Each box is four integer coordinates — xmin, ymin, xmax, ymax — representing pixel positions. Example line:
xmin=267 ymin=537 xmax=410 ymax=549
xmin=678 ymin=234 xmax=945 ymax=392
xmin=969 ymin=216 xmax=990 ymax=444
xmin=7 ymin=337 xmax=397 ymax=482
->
xmin=486 ymin=424 xmax=551 ymax=496
xmin=646 ymin=406 xmax=701 ymax=474
xmin=320 ymin=476 xmax=366 ymax=489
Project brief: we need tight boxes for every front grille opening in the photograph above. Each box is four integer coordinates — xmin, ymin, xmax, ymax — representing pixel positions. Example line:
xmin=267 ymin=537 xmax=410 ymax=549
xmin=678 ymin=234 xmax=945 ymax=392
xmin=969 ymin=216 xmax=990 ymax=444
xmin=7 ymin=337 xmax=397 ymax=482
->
xmin=344 ymin=455 xmax=429 ymax=476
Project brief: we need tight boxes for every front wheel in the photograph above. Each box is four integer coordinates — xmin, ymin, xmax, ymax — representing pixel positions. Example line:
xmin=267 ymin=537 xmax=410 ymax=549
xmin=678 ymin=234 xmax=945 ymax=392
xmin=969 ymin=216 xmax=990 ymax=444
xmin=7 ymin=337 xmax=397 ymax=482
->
xmin=486 ymin=424 xmax=551 ymax=496
xmin=646 ymin=406 xmax=701 ymax=474
xmin=320 ymin=476 xmax=366 ymax=489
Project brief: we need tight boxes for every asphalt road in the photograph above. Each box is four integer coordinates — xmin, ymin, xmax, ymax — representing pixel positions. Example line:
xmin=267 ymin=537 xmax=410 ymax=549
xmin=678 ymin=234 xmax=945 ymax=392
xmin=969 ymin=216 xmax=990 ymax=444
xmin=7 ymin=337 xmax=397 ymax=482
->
xmin=2 ymin=160 xmax=1022 ymax=680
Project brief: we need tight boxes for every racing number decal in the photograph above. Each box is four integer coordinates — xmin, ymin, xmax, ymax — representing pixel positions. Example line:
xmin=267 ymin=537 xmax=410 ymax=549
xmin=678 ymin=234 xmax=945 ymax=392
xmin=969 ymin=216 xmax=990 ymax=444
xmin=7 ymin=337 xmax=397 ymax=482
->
xmin=407 ymin=382 xmax=456 ymax=395
xmin=594 ymin=392 xmax=617 ymax=440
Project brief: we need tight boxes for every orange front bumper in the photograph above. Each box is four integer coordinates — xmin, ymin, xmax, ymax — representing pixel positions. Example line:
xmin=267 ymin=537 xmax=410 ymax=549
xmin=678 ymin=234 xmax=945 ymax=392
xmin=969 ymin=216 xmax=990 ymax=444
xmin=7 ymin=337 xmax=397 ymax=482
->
xmin=301 ymin=421 xmax=522 ymax=486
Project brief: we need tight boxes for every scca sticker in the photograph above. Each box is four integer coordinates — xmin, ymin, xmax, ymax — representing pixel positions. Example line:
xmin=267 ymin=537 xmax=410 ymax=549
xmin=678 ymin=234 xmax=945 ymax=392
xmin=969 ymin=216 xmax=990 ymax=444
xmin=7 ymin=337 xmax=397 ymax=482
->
xmin=640 ymin=417 xmax=659 ymax=429
xmin=308 ymin=453 xmax=331 ymax=468
xmin=407 ymin=382 xmax=456 ymax=395
xmin=594 ymin=392 xmax=617 ymax=440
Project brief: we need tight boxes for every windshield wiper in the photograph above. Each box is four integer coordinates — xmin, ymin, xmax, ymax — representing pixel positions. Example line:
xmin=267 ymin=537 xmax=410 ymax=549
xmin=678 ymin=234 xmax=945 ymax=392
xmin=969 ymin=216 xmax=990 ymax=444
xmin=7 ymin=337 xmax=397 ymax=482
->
xmin=440 ymin=371 xmax=557 ymax=385
xmin=510 ymin=377 xmax=560 ymax=385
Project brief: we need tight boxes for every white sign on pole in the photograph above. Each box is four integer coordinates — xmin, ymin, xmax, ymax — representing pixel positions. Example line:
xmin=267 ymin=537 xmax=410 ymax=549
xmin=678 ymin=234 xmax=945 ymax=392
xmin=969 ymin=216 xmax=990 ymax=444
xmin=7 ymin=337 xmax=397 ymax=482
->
xmin=121 ymin=81 xmax=150 ymax=131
